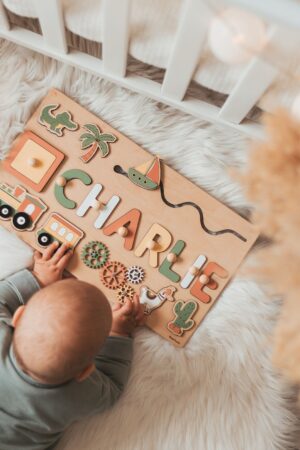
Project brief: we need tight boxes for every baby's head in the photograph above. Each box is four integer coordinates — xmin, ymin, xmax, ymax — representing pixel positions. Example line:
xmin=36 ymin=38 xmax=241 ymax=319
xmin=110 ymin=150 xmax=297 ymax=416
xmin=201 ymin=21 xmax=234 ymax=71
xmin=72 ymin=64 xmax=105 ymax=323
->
xmin=12 ymin=279 xmax=112 ymax=385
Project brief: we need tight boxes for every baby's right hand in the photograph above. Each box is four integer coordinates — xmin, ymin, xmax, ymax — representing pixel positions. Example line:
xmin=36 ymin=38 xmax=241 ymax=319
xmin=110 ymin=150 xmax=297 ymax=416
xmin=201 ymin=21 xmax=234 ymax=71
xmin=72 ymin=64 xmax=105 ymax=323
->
xmin=110 ymin=294 xmax=144 ymax=338
xmin=32 ymin=242 xmax=73 ymax=287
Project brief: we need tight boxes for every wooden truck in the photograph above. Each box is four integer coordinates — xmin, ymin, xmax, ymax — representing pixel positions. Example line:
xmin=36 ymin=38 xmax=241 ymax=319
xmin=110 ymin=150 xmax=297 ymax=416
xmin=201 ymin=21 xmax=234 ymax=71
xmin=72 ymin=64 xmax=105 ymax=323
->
xmin=37 ymin=212 xmax=84 ymax=249
xmin=0 ymin=182 xmax=47 ymax=231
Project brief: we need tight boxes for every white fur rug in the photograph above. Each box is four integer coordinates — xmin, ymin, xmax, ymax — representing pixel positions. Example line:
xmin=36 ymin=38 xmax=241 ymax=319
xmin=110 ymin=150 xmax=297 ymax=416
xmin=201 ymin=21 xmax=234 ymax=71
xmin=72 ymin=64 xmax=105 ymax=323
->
xmin=0 ymin=39 xmax=299 ymax=450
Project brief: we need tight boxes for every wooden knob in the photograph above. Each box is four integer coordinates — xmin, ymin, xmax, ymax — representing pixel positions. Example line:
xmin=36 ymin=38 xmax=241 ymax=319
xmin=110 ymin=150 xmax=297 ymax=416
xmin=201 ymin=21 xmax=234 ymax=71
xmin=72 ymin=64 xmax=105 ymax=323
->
xmin=147 ymin=240 xmax=156 ymax=250
xmin=56 ymin=176 xmax=66 ymax=187
xmin=167 ymin=253 xmax=177 ymax=263
xmin=28 ymin=157 xmax=38 ymax=167
xmin=199 ymin=274 xmax=209 ymax=285
xmin=118 ymin=226 xmax=128 ymax=237
xmin=189 ymin=266 xmax=199 ymax=276
xmin=92 ymin=199 xmax=101 ymax=210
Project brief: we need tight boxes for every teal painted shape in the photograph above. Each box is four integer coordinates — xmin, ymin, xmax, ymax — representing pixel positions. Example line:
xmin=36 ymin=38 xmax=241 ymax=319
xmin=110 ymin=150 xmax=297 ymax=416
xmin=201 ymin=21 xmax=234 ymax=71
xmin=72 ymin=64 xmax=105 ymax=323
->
xmin=39 ymin=104 xmax=78 ymax=137
xmin=54 ymin=169 xmax=92 ymax=210
xmin=128 ymin=168 xmax=158 ymax=190
xmin=173 ymin=300 xmax=198 ymax=330
xmin=62 ymin=169 xmax=92 ymax=185
xmin=54 ymin=184 xmax=75 ymax=209
xmin=159 ymin=240 xmax=185 ymax=282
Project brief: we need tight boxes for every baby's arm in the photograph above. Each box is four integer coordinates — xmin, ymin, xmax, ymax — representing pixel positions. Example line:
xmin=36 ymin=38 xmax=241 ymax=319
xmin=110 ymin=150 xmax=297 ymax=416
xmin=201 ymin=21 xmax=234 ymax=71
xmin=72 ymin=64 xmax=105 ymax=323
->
xmin=0 ymin=269 xmax=40 ymax=325
xmin=91 ymin=295 xmax=144 ymax=411
xmin=91 ymin=335 xmax=133 ymax=411
xmin=0 ymin=242 xmax=72 ymax=325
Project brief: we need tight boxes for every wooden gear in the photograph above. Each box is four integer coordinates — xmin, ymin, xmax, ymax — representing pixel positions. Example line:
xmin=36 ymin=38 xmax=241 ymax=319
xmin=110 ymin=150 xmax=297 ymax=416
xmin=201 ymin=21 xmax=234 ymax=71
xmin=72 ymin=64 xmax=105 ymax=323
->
xmin=99 ymin=261 xmax=127 ymax=290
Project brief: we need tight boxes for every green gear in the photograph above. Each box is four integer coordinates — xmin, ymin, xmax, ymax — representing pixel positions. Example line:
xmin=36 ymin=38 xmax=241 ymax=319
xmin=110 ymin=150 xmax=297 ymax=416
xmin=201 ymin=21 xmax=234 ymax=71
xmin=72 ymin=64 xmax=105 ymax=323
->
xmin=81 ymin=241 xmax=109 ymax=269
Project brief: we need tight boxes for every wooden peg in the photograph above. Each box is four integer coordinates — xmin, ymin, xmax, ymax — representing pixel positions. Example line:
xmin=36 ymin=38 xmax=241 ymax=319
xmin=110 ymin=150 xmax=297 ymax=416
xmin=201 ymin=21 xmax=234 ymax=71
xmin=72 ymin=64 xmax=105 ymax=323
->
xmin=118 ymin=226 xmax=128 ymax=237
xmin=56 ymin=175 xmax=66 ymax=187
xmin=28 ymin=157 xmax=38 ymax=167
xmin=199 ymin=274 xmax=210 ymax=285
xmin=147 ymin=240 xmax=156 ymax=250
xmin=189 ymin=266 xmax=199 ymax=276
xmin=167 ymin=253 xmax=177 ymax=263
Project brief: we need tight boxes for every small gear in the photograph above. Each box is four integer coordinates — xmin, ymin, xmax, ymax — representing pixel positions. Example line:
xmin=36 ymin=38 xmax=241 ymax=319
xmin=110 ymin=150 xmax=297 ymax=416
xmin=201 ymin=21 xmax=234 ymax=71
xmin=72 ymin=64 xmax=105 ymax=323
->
xmin=81 ymin=241 xmax=109 ymax=269
xmin=126 ymin=265 xmax=145 ymax=284
xmin=117 ymin=284 xmax=135 ymax=304
xmin=99 ymin=261 xmax=127 ymax=289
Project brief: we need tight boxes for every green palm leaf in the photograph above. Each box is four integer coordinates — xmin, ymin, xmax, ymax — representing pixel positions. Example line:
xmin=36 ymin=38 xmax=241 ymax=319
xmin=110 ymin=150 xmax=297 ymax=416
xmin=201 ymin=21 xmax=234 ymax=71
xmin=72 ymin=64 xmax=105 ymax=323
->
xmin=99 ymin=141 xmax=109 ymax=157
xmin=81 ymin=136 xmax=96 ymax=149
xmin=100 ymin=133 xmax=117 ymax=143
xmin=84 ymin=124 xmax=101 ymax=140
xmin=80 ymin=133 xmax=94 ymax=141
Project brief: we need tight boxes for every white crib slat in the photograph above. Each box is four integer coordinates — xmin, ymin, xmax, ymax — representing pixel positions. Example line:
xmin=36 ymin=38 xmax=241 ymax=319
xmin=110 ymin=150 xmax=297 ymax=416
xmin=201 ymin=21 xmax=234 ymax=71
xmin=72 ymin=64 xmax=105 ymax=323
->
xmin=103 ymin=0 xmax=130 ymax=77
xmin=218 ymin=27 xmax=282 ymax=124
xmin=0 ymin=1 xmax=9 ymax=31
xmin=161 ymin=0 xmax=212 ymax=101
xmin=218 ymin=57 xmax=277 ymax=123
xmin=0 ymin=26 xmax=264 ymax=138
xmin=34 ymin=0 xmax=67 ymax=54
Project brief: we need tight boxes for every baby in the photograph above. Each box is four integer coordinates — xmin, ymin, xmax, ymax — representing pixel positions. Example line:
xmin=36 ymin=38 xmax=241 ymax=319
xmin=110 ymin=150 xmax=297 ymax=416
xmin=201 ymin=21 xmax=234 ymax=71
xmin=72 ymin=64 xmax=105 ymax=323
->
xmin=0 ymin=241 xmax=144 ymax=450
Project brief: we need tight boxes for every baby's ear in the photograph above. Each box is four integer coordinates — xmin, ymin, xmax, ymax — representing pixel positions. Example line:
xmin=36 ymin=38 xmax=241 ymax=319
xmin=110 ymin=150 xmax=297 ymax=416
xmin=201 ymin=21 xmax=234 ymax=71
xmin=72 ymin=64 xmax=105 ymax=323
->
xmin=12 ymin=306 xmax=25 ymax=328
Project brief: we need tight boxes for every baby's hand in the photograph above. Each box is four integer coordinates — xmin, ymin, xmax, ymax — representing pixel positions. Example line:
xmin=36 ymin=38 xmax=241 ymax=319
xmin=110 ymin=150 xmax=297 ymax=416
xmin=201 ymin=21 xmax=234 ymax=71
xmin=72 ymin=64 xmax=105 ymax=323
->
xmin=32 ymin=242 xmax=73 ymax=287
xmin=110 ymin=294 xmax=144 ymax=338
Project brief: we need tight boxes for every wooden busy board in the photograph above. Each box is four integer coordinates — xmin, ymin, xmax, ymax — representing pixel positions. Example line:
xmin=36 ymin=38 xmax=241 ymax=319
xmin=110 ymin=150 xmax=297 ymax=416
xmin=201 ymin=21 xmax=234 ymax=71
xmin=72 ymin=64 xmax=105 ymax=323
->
xmin=0 ymin=89 xmax=259 ymax=347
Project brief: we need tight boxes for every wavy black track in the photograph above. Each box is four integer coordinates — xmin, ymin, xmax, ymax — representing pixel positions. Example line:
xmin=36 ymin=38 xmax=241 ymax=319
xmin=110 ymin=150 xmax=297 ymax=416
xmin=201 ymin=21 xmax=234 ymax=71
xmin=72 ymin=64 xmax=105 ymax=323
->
xmin=113 ymin=165 xmax=247 ymax=242
xmin=159 ymin=182 xmax=247 ymax=242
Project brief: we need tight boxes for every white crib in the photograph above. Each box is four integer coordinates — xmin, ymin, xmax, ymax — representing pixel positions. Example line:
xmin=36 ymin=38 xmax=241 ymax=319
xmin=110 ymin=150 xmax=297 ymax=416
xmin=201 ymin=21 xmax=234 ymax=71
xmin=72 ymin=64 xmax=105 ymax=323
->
xmin=0 ymin=0 xmax=299 ymax=137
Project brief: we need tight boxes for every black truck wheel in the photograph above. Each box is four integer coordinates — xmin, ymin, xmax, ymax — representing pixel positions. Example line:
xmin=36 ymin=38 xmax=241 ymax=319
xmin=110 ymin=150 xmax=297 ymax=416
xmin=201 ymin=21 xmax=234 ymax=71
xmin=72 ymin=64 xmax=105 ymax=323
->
xmin=38 ymin=232 xmax=52 ymax=247
xmin=12 ymin=212 xmax=31 ymax=230
xmin=0 ymin=204 xmax=13 ymax=219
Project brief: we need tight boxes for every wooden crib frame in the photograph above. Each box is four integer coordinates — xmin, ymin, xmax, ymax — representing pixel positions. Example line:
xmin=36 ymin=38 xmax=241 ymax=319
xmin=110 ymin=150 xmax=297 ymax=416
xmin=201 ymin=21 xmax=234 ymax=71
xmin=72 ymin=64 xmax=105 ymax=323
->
xmin=0 ymin=0 xmax=299 ymax=137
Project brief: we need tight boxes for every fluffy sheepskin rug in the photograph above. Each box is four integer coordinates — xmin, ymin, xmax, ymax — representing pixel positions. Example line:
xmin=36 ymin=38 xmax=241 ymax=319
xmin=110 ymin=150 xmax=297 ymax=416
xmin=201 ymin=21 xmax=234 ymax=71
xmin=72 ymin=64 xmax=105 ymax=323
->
xmin=0 ymin=39 xmax=299 ymax=450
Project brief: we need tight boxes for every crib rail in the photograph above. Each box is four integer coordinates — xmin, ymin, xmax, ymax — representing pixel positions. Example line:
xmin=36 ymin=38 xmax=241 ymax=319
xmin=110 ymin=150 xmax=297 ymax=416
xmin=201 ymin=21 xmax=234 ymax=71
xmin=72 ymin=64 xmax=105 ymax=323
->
xmin=0 ymin=0 xmax=299 ymax=136
xmin=0 ymin=1 xmax=9 ymax=30
xmin=218 ymin=27 xmax=279 ymax=124
xmin=161 ymin=0 xmax=212 ymax=102
xmin=34 ymin=0 xmax=67 ymax=54
xmin=103 ymin=0 xmax=130 ymax=76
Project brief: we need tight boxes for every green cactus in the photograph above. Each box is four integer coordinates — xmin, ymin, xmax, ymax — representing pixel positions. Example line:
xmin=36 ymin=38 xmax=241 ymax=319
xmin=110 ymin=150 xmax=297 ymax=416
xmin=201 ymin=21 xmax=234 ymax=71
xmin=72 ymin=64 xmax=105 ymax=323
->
xmin=167 ymin=300 xmax=198 ymax=336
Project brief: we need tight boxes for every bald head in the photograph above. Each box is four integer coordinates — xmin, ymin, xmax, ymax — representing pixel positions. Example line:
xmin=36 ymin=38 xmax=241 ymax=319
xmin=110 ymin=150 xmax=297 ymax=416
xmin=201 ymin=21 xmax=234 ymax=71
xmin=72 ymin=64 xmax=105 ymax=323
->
xmin=13 ymin=279 xmax=112 ymax=385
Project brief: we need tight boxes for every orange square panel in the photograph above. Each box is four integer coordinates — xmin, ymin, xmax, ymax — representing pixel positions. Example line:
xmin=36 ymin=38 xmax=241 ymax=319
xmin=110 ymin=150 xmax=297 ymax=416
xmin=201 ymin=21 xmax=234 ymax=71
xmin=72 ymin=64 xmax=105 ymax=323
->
xmin=3 ymin=131 xmax=65 ymax=192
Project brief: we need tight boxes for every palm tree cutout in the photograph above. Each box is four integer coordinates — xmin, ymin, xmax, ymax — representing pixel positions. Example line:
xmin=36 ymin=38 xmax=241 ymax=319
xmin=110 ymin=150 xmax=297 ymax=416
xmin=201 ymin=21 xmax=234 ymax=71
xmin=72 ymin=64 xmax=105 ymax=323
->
xmin=80 ymin=124 xmax=117 ymax=163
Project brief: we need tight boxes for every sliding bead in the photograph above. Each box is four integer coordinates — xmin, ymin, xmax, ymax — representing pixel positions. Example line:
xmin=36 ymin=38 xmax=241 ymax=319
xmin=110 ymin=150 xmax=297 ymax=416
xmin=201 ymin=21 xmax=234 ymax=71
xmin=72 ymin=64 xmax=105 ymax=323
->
xmin=189 ymin=266 xmax=199 ymax=276
xmin=167 ymin=253 xmax=177 ymax=263
xmin=147 ymin=240 xmax=156 ymax=250
xmin=199 ymin=274 xmax=209 ymax=285
xmin=118 ymin=226 xmax=128 ymax=237
xmin=56 ymin=176 xmax=66 ymax=187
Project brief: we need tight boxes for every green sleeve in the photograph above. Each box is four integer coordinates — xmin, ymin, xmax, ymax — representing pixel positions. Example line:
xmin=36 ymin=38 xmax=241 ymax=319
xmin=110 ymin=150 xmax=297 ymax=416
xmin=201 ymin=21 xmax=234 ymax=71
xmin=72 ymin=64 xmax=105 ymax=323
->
xmin=91 ymin=336 xmax=133 ymax=411
xmin=0 ymin=269 xmax=40 ymax=325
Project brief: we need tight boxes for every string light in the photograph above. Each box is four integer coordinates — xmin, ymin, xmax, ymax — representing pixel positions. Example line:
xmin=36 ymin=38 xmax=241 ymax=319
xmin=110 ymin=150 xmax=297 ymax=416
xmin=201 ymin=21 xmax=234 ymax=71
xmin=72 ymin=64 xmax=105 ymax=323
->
xmin=208 ymin=7 xmax=267 ymax=65
xmin=204 ymin=0 xmax=300 ymax=80
xmin=204 ymin=0 xmax=300 ymax=115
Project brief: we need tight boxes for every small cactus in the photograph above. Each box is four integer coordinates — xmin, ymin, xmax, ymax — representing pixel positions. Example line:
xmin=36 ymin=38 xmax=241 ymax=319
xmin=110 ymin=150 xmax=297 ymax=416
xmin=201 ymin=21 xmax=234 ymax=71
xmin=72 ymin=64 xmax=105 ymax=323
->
xmin=167 ymin=300 xmax=198 ymax=336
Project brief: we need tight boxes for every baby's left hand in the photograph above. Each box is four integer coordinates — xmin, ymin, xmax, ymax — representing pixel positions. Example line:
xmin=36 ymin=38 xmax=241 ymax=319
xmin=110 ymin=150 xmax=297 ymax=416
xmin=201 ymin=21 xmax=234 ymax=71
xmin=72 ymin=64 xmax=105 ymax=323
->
xmin=110 ymin=294 xmax=144 ymax=338
xmin=32 ymin=242 xmax=73 ymax=287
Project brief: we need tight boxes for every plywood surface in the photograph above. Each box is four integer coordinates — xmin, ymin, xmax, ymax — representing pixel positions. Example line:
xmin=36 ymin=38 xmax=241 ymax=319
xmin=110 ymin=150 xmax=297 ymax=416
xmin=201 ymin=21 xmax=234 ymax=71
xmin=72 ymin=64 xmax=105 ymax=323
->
xmin=0 ymin=89 xmax=259 ymax=347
